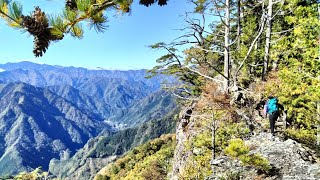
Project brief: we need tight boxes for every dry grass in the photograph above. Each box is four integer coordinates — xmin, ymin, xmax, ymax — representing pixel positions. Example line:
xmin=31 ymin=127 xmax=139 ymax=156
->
xmin=197 ymin=81 xmax=230 ymax=110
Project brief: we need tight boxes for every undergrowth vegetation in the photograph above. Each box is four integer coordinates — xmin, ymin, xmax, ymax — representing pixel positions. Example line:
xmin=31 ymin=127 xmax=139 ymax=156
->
xmin=224 ymin=138 xmax=271 ymax=171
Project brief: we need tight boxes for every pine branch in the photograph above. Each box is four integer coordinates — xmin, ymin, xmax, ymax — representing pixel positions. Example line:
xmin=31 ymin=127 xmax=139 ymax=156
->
xmin=0 ymin=0 xmax=161 ymax=57
xmin=93 ymin=0 xmax=117 ymax=12
xmin=65 ymin=0 xmax=117 ymax=33
xmin=0 ymin=0 xmax=22 ymax=27
xmin=90 ymin=13 xmax=108 ymax=32
xmin=0 ymin=0 xmax=118 ymax=34
xmin=0 ymin=10 xmax=18 ymax=23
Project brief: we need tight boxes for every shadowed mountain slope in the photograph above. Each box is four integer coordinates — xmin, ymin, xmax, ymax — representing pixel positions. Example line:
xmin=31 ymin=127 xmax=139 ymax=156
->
xmin=0 ymin=82 xmax=113 ymax=175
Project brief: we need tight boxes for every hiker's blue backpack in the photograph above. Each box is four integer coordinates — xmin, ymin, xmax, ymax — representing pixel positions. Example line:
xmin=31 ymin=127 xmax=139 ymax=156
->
xmin=267 ymin=98 xmax=278 ymax=114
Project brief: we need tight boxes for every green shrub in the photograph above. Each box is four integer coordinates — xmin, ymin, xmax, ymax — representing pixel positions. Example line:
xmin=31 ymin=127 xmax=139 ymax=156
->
xmin=215 ymin=123 xmax=250 ymax=152
xmin=181 ymin=121 xmax=251 ymax=179
xmin=286 ymin=128 xmax=317 ymax=147
xmin=240 ymin=154 xmax=271 ymax=171
xmin=225 ymin=138 xmax=271 ymax=171
xmin=96 ymin=174 xmax=110 ymax=180
xmin=224 ymin=138 xmax=250 ymax=157
xmin=109 ymin=165 xmax=119 ymax=175
xmin=13 ymin=167 xmax=50 ymax=180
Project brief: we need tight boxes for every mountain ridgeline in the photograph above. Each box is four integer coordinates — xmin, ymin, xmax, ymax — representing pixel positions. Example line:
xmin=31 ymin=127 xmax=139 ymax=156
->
xmin=0 ymin=61 xmax=177 ymax=176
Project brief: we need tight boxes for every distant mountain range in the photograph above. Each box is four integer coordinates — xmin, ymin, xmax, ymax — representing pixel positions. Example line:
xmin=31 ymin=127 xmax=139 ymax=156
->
xmin=0 ymin=61 xmax=174 ymax=125
xmin=0 ymin=61 xmax=163 ymax=93
xmin=0 ymin=61 xmax=177 ymax=176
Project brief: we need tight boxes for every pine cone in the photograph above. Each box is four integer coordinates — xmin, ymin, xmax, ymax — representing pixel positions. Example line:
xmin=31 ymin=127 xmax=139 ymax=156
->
xmin=33 ymin=31 xmax=50 ymax=57
xmin=32 ymin=6 xmax=48 ymax=27
xmin=139 ymin=0 xmax=155 ymax=7
xmin=21 ymin=7 xmax=48 ymax=36
xmin=21 ymin=15 xmax=45 ymax=36
xmin=66 ymin=0 xmax=77 ymax=10
xmin=21 ymin=7 xmax=64 ymax=57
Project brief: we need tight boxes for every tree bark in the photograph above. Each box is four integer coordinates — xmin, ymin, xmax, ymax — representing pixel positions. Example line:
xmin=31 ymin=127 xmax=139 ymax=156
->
xmin=223 ymin=0 xmax=230 ymax=92
xmin=318 ymin=3 xmax=320 ymax=61
xmin=262 ymin=0 xmax=273 ymax=81
xmin=237 ymin=0 xmax=241 ymax=50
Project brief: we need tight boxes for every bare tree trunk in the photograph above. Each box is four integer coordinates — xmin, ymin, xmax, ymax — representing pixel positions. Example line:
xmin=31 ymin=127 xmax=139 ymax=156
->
xmin=237 ymin=0 xmax=241 ymax=50
xmin=253 ymin=8 xmax=265 ymax=73
xmin=262 ymin=0 xmax=272 ymax=81
xmin=253 ymin=38 xmax=260 ymax=74
xmin=223 ymin=0 xmax=230 ymax=92
xmin=318 ymin=3 xmax=320 ymax=61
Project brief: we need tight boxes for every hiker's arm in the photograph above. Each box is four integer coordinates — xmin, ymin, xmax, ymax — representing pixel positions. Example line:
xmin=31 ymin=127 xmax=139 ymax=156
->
xmin=263 ymin=104 xmax=268 ymax=118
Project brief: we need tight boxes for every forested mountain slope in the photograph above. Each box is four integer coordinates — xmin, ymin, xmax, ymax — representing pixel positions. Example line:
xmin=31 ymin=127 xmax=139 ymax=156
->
xmin=0 ymin=82 xmax=113 ymax=175
xmin=49 ymin=111 xmax=177 ymax=180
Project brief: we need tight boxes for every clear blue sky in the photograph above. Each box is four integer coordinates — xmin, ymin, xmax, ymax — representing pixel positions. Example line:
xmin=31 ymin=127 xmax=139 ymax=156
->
xmin=0 ymin=0 xmax=194 ymax=69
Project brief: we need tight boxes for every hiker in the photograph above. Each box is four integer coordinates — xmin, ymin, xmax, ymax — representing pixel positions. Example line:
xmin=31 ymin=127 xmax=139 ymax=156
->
xmin=264 ymin=96 xmax=284 ymax=137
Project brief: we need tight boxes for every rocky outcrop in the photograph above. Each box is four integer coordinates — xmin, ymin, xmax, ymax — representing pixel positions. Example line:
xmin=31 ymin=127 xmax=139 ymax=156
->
xmin=247 ymin=133 xmax=319 ymax=179
xmin=171 ymin=105 xmax=197 ymax=180
xmin=170 ymin=118 xmax=190 ymax=180
xmin=210 ymin=132 xmax=320 ymax=179
xmin=49 ymin=136 xmax=117 ymax=180
xmin=172 ymin=118 xmax=320 ymax=180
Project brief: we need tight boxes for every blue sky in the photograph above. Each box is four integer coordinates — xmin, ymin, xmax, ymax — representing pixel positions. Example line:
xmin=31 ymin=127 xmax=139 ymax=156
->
xmin=0 ymin=0 xmax=194 ymax=69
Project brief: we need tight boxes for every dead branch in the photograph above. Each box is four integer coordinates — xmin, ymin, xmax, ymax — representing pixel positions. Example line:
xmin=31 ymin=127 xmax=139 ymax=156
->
xmin=186 ymin=66 xmax=225 ymax=83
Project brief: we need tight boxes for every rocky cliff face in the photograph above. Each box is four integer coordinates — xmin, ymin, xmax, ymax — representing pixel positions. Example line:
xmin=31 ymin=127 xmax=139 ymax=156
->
xmin=170 ymin=106 xmax=199 ymax=180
